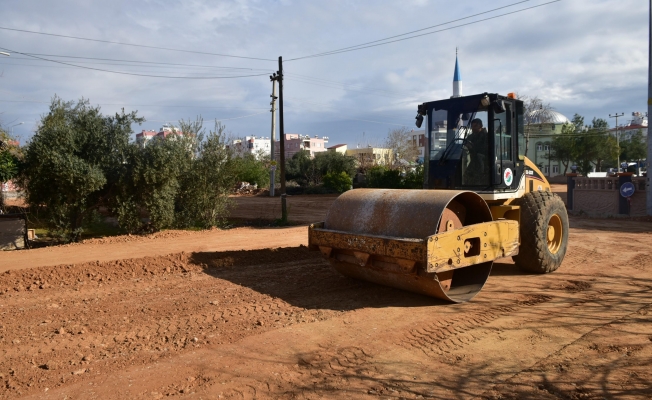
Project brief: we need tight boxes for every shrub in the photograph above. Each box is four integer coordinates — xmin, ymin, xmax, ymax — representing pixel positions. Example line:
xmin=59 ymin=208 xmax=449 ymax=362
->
xmin=231 ymin=153 xmax=270 ymax=188
xmin=323 ymin=171 xmax=352 ymax=193
xmin=366 ymin=166 xmax=402 ymax=189
xmin=18 ymin=97 xmax=142 ymax=242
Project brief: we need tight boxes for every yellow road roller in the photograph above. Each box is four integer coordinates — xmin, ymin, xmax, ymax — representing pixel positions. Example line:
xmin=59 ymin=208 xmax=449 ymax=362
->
xmin=309 ymin=93 xmax=569 ymax=302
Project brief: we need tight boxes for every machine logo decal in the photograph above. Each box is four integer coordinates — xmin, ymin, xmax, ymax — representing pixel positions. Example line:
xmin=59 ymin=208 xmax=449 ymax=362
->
xmin=504 ymin=168 xmax=513 ymax=186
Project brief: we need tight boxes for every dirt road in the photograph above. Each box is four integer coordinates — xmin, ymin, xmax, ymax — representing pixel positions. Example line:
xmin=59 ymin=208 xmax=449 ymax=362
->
xmin=1 ymin=192 xmax=652 ymax=399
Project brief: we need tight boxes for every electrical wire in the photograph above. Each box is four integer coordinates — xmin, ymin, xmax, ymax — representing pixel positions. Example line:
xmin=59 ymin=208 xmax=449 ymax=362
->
xmin=0 ymin=47 xmax=273 ymax=79
xmin=289 ymin=0 xmax=533 ymax=60
xmin=0 ymin=26 xmax=276 ymax=62
xmin=284 ymin=96 xmax=410 ymax=127
xmin=287 ymin=0 xmax=561 ymax=61
xmin=145 ymin=111 xmax=269 ymax=123
xmin=0 ymin=60 xmax=268 ymax=75
xmin=0 ymin=99 xmax=269 ymax=110
xmin=284 ymin=73 xmax=418 ymax=99
xmin=5 ymin=54 xmax=271 ymax=71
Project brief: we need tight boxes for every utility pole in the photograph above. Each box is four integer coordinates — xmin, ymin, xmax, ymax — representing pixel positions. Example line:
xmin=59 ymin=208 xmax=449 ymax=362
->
xmin=278 ymin=56 xmax=286 ymax=195
xmin=648 ymin=0 xmax=652 ymax=216
xmin=278 ymin=56 xmax=288 ymax=222
xmin=269 ymin=73 xmax=278 ymax=197
xmin=609 ymin=113 xmax=624 ymax=172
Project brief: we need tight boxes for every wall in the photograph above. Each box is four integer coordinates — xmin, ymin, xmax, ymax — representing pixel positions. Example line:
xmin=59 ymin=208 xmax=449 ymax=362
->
xmin=0 ymin=216 xmax=26 ymax=250
xmin=569 ymin=177 xmax=647 ymax=217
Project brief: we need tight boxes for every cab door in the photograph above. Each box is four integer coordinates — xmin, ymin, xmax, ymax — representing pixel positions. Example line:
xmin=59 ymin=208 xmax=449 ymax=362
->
xmin=492 ymin=103 xmax=516 ymax=189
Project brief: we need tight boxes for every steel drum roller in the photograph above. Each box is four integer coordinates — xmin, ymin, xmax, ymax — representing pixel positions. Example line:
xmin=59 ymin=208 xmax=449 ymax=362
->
xmin=322 ymin=189 xmax=494 ymax=302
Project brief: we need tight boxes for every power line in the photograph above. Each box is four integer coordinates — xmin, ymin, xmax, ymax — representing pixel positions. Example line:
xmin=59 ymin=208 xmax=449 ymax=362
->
xmin=284 ymin=72 xmax=417 ymax=98
xmin=146 ymin=111 xmax=269 ymax=123
xmin=0 ymin=59 xmax=269 ymax=74
xmin=284 ymin=96 xmax=409 ymax=127
xmin=285 ymin=76 xmax=407 ymax=99
xmin=287 ymin=0 xmax=560 ymax=61
xmin=0 ymin=99 xmax=268 ymax=110
xmin=7 ymin=53 xmax=271 ymax=70
xmin=289 ymin=0 xmax=533 ymax=60
xmin=0 ymin=26 xmax=276 ymax=62
xmin=0 ymin=47 xmax=273 ymax=79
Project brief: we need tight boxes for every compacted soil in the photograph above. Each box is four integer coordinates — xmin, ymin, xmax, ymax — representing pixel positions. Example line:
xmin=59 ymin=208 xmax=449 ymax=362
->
xmin=1 ymin=193 xmax=651 ymax=399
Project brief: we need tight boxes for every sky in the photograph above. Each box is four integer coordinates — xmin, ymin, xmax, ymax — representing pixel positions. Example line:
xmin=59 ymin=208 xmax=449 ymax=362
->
xmin=0 ymin=0 xmax=648 ymax=148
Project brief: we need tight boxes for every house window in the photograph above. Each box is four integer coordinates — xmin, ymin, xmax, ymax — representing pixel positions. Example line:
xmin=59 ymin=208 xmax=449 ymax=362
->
xmin=553 ymin=166 xmax=559 ymax=174
xmin=544 ymin=166 xmax=550 ymax=174
xmin=537 ymin=144 xmax=543 ymax=151
xmin=544 ymin=144 xmax=550 ymax=151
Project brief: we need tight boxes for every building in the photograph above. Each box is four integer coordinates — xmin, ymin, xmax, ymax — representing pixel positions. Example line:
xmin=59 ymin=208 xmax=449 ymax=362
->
xmin=407 ymin=130 xmax=427 ymax=162
xmin=277 ymin=134 xmax=329 ymax=159
xmin=136 ymin=124 xmax=184 ymax=147
xmin=345 ymin=146 xmax=393 ymax=166
xmin=524 ymin=110 xmax=571 ymax=177
xmin=609 ymin=112 xmax=648 ymax=141
xmin=327 ymin=144 xmax=348 ymax=154
xmin=229 ymin=136 xmax=272 ymax=159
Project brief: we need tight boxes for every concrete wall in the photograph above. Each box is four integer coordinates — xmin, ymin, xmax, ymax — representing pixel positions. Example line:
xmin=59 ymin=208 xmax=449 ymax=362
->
xmin=570 ymin=177 xmax=647 ymax=217
xmin=0 ymin=216 xmax=26 ymax=250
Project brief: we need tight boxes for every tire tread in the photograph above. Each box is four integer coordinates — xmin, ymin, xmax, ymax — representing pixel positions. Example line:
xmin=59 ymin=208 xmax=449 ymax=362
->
xmin=513 ymin=191 xmax=568 ymax=273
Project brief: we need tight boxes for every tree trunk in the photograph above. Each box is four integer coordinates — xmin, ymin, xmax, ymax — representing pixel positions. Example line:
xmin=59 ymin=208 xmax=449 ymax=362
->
xmin=0 ymin=183 xmax=5 ymax=212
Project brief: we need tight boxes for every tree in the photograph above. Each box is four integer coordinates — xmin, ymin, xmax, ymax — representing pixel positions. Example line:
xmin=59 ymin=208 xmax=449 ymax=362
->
xmin=323 ymin=171 xmax=352 ymax=193
xmin=285 ymin=150 xmax=319 ymax=186
xmin=384 ymin=127 xmax=420 ymax=169
xmin=313 ymin=151 xmax=356 ymax=179
xmin=549 ymin=122 xmax=576 ymax=175
xmin=620 ymin=129 xmax=647 ymax=164
xmin=518 ymin=94 xmax=556 ymax=155
xmin=176 ymin=121 xmax=235 ymax=228
xmin=18 ymin=97 xmax=143 ymax=241
xmin=0 ymin=129 xmax=20 ymax=211
xmin=573 ymin=117 xmax=617 ymax=174
xmin=230 ymin=152 xmax=270 ymax=188
xmin=366 ymin=165 xmax=402 ymax=188
xmin=115 ymin=118 xmax=236 ymax=232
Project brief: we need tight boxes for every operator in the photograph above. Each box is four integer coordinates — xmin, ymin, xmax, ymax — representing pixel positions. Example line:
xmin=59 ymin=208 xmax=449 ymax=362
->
xmin=463 ymin=118 xmax=489 ymax=185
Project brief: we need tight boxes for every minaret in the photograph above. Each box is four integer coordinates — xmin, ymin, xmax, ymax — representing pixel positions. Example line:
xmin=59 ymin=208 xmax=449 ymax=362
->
xmin=453 ymin=48 xmax=462 ymax=98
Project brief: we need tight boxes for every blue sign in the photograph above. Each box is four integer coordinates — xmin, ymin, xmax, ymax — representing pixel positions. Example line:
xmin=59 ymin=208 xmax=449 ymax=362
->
xmin=620 ymin=182 xmax=635 ymax=198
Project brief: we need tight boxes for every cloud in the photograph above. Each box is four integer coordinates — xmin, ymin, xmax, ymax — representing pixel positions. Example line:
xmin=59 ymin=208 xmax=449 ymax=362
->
xmin=0 ymin=0 xmax=648 ymax=144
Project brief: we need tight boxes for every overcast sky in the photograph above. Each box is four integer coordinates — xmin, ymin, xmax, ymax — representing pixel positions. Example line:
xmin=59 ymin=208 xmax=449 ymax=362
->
xmin=0 ymin=0 xmax=648 ymax=147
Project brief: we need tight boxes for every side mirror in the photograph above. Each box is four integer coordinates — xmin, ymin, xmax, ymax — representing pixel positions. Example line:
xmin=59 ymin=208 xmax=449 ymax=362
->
xmin=415 ymin=114 xmax=424 ymax=128
xmin=415 ymin=103 xmax=426 ymax=128
xmin=492 ymin=100 xmax=506 ymax=114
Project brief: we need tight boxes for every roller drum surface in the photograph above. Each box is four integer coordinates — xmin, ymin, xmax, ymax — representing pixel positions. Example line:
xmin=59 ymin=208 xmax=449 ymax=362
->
xmin=323 ymin=189 xmax=493 ymax=302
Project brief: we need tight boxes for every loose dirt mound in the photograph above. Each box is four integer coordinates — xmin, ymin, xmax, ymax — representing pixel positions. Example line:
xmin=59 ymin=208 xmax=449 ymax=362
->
xmin=1 ymin=246 xmax=391 ymax=398
xmin=1 ymin=215 xmax=652 ymax=399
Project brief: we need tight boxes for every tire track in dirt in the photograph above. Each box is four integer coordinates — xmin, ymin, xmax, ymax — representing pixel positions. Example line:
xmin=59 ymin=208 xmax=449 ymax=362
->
xmin=481 ymin=302 xmax=652 ymax=400
xmin=398 ymin=294 xmax=553 ymax=359
xmin=0 ymin=248 xmax=347 ymax=399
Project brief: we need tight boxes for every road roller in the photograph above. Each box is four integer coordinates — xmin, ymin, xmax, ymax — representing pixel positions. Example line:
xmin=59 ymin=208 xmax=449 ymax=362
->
xmin=308 ymin=93 xmax=569 ymax=302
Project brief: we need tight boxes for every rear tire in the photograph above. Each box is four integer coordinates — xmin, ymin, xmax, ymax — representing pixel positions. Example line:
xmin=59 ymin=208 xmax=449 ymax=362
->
xmin=513 ymin=191 xmax=569 ymax=273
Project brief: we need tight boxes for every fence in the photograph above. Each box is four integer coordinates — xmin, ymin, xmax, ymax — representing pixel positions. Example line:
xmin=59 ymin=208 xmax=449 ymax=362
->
xmin=567 ymin=175 xmax=648 ymax=217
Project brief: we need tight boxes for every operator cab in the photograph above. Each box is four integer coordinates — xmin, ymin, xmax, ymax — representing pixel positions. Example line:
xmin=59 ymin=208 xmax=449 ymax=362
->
xmin=416 ymin=93 xmax=525 ymax=197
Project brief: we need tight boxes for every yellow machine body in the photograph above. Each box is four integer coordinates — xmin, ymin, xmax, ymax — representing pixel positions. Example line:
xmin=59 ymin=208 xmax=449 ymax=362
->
xmin=308 ymin=189 xmax=520 ymax=302
xmin=308 ymin=93 xmax=569 ymax=302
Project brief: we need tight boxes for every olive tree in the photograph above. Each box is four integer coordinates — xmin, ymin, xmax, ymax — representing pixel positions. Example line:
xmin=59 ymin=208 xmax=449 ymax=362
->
xmin=18 ymin=97 xmax=143 ymax=241
xmin=114 ymin=118 xmax=236 ymax=232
